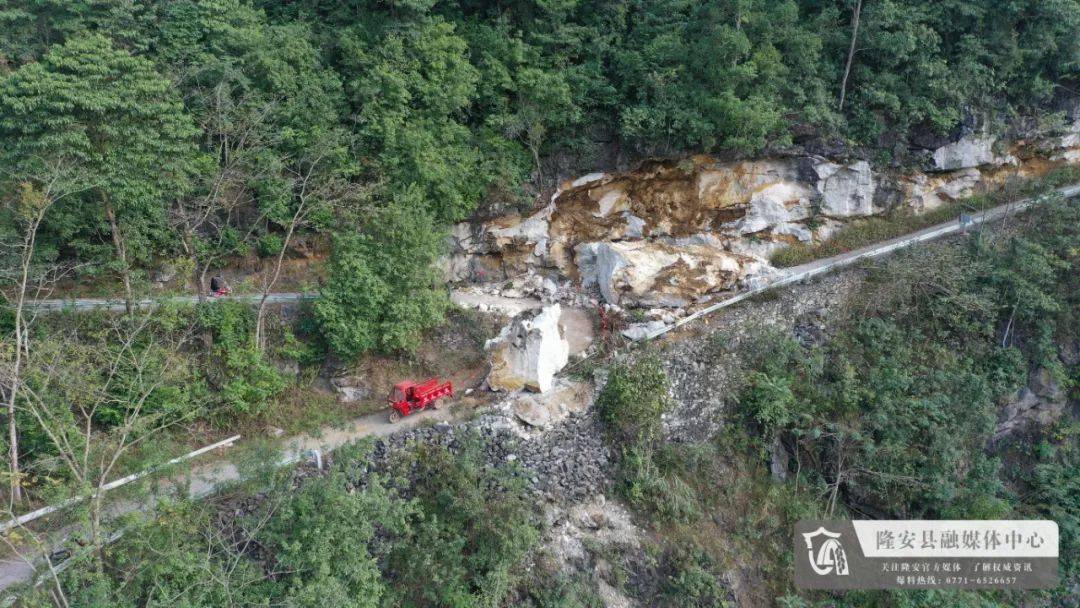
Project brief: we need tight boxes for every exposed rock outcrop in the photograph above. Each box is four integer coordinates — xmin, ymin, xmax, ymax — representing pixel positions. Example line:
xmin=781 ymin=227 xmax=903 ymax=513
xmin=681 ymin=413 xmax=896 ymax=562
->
xmin=903 ymin=168 xmax=985 ymax=212
xmin=331 ymin=375 xmax=368 ymax=403
xmin=1049 ymin=118 xmax=1080 ymax=163
xmin=815 ymin=159 xmax=878 ymax=217
xmin=733 ymin=182 xmax=813 ymax=237
xmin=487 ymin=304 xmax=570 ymax=393
xmin=995 ymin=367 xmax=1067 ymax=441
xmin=931 ymin=134 xmax=1017 ymax=171
xmin=447 ymin=125 xmax=1079 ymax=314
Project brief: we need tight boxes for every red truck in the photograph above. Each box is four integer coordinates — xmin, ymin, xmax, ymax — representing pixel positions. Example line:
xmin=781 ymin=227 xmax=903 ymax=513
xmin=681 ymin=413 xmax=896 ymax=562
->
xmin=387 ymin=377 xmax=453 ymax=423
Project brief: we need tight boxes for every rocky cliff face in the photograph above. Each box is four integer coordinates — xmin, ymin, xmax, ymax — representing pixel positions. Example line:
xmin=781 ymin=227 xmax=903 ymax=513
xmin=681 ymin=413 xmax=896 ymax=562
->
xmin=447 ymin=120 xmax=1080 ymax=315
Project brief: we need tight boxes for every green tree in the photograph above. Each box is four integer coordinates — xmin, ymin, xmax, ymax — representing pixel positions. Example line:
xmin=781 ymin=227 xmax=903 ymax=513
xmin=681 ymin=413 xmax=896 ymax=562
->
xmin=612 ymin=0 xmax=827 ymax=154
xmin=155 ymin=0 xmax=345 ymax=156
xmin=339 ymin=15 xmax=487 ymax=223
xmin=12 ymin=311 xmax=201 ymax=578
xmin=0 ymin=0 xmax=154 ymax=67
xmin=0 ymin=34 xmax=198 ymax=312
xmin=259 ymin=470 xmax=403 ymax=608
xmin=315 ymin=188 xmax=448 ymax=358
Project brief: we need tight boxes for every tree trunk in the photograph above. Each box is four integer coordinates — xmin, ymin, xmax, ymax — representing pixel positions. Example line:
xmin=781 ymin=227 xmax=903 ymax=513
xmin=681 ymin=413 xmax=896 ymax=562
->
xmin=90 ymin=490 xmax=105 ymax=574
xmin=5 ymin=294 xmax=25 ymax=505
xmin=838 ymin=0 xmax=863 ymax=111
xmin=827 ymin=448 xmax=845 ymax=518
xmin=180 ymin=229 xmax=207 ymax=305
xmin=6 ymin=327 xmax=22 ymax=505
xmin=255 ymin=216 xmax=300 ymax=350
xmin=3 ymin=208 xmax=46 ymax=505
xmin=104 ymin=201 xmax=134 ymax=315
xmin=528 ymin=137 xmax=543 ymax=192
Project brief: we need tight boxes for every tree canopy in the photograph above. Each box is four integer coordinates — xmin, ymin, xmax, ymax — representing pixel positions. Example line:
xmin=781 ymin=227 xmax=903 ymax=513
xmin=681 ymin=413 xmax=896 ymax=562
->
xmin=1 ymin=0 xmax=1077 ymax=356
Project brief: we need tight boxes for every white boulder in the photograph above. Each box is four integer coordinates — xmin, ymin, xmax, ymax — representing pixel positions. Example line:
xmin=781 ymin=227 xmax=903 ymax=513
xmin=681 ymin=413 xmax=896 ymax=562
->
xmin=486 ymin=304 xmax=570 ymax=393
xmin=576 ymin=240 xmax=747 ymax=307
xmin=621 ymin=320 xmax=668 ymax=341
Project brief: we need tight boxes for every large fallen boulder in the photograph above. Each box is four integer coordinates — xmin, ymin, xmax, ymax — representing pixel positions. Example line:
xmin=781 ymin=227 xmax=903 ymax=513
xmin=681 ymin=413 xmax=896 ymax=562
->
xmin=576 ymin=237 xmax=753 ymax=307
xmin=486 ymin=304 xmax=570 ymax=392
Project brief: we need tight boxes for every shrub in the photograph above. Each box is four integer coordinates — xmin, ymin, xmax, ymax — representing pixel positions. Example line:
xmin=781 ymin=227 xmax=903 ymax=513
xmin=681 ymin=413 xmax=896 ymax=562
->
xmin=197 ymin=301 xmax=286 ymax=417
xmin=315 ymin=189 xmax=448 ymax=358
xmin=661 ymin=549 xmax=730 ymax=608
xmin=383 ymin=436 xmax=540 ymax=607
xmin=617 ymin=443 xmax=700 ymax=523
xmin=256 ymin=232 xmax=284 ymax=258
xmin=596 ymin=354 xmax=672 ymax=444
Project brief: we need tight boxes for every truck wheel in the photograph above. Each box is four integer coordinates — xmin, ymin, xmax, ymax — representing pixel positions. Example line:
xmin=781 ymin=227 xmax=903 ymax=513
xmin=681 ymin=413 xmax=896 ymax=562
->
xmin=388 ymin=410 xmax=401 ymax=423
xmin=431 ymin=399 xmax=440 ymax=410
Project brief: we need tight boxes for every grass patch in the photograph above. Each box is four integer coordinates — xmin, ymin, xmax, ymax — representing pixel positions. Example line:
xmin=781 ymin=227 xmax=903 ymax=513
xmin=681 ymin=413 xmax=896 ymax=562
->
xmin=260 ymin=388 xmax=349 ymax=435
xmin=771 ymin=166 xmax=1080 ymax=268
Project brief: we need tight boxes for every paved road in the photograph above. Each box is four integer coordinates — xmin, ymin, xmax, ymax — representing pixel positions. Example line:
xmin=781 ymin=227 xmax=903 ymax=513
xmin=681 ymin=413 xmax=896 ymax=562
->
xmin=4 ymin=182 xmax=1076 ymax=599
xmin=25 ymin=291 xmax=315 ymax=312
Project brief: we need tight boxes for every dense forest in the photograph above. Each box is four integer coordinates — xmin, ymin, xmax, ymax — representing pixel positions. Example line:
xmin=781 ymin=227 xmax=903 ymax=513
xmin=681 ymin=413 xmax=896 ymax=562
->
xmin=2 ymin=0 xmax=1079 ymax=357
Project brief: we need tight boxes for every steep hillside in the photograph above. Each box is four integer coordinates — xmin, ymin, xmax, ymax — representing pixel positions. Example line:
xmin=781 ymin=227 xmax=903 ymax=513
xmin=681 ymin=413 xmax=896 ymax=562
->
xmin=14 ymin=196 xmax=1078 ymax=608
